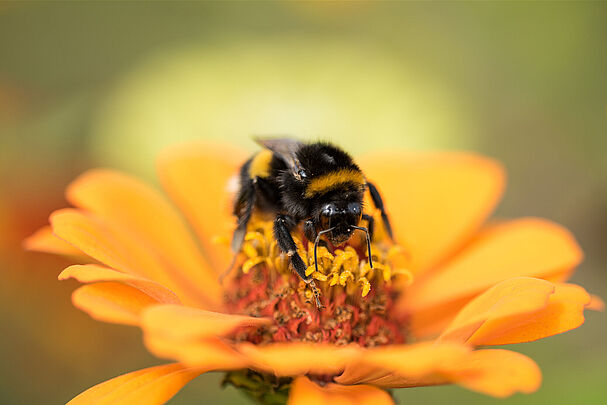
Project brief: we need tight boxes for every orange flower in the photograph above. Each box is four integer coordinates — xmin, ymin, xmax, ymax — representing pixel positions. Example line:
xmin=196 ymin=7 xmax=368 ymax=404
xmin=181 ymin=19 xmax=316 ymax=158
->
xmin=26 ymin=142 xmax=602 ymax=405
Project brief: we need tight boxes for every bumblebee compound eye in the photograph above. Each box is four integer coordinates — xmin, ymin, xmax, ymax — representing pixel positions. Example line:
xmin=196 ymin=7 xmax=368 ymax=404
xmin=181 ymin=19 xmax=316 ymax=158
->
xmin=346 ymin=202 xmax=362 ymax=225
xmin=319 ymin=203 xmax=336 ymax=230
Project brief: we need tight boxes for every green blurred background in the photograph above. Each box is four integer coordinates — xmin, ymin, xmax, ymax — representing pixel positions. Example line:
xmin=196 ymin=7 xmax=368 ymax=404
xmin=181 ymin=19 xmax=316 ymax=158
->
xmin=1 ymin=1 xmax=605 ymax=404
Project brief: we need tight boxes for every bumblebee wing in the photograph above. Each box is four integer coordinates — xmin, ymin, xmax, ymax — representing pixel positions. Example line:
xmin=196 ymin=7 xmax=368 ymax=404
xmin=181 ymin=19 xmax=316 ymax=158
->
xmin=255 ymin=137 xmax=304 ymax=174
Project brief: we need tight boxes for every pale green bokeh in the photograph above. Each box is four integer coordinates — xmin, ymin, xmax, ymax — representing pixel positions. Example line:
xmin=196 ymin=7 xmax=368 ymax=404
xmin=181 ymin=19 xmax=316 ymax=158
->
xmin=90 ymin=39 xmax=472 ymax=175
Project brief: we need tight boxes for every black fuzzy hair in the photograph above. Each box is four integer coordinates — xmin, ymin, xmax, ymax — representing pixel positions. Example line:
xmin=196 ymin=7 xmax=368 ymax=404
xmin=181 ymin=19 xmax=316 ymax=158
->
xmin=295 ymin=141 xmax=360 ymax=178
xmin=278 ymin=141 xmax=364 ymax=220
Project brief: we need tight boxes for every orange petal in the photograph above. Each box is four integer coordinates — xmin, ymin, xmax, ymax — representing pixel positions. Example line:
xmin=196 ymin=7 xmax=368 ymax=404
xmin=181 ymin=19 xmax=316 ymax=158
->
xmin=66 ymin=169 xmax=222 ymax=309
xmin=468 ymin=283 xmax=591 ymax=346
xmin=50 ymin=209 xmax=168 ymax=280
xmin=363 ymin=342 xmax=471 ymax=377
xmin=335 ymin=366 xmax=396 ymax=387
xmin=586 ymin=294 xmax=604 ymax=311
xmin=23 ymin=225 xmax=87 ymax=258
xmin=359 ymin=349 xmax=541 ymax=398
xmin=437 ymin=277 xmax=555 ymax=344
xmin=60 ymin=264 xmax=180 ymax=304
xmin=157 ymin=142 xmax=247 ymax=271
xmin=144 ymin=335 xmax=247 ymax=370
xmin=359 ymin=151 xmax=504 ymax=273
xmin=335 ymin=341 xmax=470 ymax=386
xmin=441 ymin=349 xmax=541 ymax=398
xmin=67 ymin=363 xmax=203 ymax=405
xmin=50 ymin=208 xmax=217 ymax=309
xmin=402 ymin=218 xmax=583 ymax=337
xmin=72 ymin=282 xmax=158 ymax=325
xmin=237 ymin=342 xmax=361 ymax=376
xmin=141 ymin=304 xmax=271 ymax=340
xmin=288 ymin=376 xmax=394 ymax=405
xmin=357 ymin=372 xmax=446 ymax=389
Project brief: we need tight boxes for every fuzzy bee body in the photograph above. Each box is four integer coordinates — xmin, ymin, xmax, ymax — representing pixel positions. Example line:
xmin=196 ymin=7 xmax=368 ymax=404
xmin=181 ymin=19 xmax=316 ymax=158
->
xmin=230 ymin=139 xmax=393 ymax=307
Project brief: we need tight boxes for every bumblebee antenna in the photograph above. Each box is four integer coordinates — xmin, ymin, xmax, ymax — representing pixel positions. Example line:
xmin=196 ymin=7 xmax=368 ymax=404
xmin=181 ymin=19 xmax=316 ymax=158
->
xmin=352 ymin=225 xmax=373 ymax=269
xmin=313 ymin=227 xmax=336 ymax=275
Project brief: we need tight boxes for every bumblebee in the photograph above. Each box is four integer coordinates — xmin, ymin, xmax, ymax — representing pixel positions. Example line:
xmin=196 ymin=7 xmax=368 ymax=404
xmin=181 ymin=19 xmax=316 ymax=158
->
xmin=229 ymin=139 xmax=393 ymax=307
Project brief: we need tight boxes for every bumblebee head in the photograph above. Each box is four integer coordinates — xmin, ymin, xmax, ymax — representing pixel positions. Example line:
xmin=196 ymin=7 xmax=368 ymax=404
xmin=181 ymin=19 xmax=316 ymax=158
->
xmin=318 ymin=201 xmax=362 ymax=245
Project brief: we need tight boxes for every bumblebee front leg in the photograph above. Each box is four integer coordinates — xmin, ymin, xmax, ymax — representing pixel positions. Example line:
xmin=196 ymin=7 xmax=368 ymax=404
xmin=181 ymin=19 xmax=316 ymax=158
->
xmin=274 ymin=215 xmax=323 ymax=308
xmin=274 ymin=215 xmax=309 ymax=281
xmin=367 ymin=181 xmax=394 ymax=241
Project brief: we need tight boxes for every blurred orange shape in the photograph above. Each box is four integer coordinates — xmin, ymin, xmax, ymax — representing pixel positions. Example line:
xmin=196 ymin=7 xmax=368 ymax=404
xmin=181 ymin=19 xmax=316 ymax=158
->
xmin=289 ymin=375 xmax=394 ymax=405
xmin=440 ymin=349 xmax=541 ymax=398
xmin=67 ymin=169 xmax=222 ymax=308
xmin=67 ymin=363 xmax=204 ymax=405
xmin=403 ymin=218 xmax=584 ymax=337
xmin=23 ymin=225 xmax=86 ymax=258
xmin=71 ymin=282 xmax=159 ymax=326
xmin=359 ymin=152 xmax=505 ymax=274
xmin=59 ymin=264 xmax=181 ymax=305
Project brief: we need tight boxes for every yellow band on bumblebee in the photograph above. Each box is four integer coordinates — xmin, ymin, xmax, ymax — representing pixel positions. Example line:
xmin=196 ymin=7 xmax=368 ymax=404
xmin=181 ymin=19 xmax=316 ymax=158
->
xmin=304 ymin=168 xmax=364 ymax=198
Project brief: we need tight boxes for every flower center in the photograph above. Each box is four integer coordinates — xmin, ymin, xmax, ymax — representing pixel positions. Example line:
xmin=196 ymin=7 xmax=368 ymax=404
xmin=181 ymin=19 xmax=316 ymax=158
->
xmin=223 ymin=215 xmax=413 ymax=347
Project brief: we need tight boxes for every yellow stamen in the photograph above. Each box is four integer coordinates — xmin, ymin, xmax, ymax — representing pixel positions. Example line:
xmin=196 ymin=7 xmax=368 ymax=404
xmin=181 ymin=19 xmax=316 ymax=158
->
xmin=242 ymin=242 xmax=258 ymax=259
xmin=229 ymin=217 xmax=414 ymax=299
xmin=339 ymin=270 xmax=354 ymax=286
xmin=359 ymin=277 xmax=371 ymax=297
xmin=242 ymin=257 xmax=267 ymax=274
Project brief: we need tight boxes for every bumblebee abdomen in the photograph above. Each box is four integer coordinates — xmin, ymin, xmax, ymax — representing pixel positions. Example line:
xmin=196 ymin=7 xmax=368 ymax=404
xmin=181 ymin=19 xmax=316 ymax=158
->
xmin=237 ymin=150 xmax=286 ymax=216
xmin=248 ymin=149 xmax=274 ymax=179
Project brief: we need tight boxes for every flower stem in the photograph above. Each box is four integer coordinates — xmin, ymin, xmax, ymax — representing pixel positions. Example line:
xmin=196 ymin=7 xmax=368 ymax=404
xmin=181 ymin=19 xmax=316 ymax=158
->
xmin=222 ymin=370 xmax=292 ymax=405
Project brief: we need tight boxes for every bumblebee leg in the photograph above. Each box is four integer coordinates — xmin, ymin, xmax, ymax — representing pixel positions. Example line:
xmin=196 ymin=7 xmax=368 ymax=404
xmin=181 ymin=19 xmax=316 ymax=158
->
xmin=367 ymin=181 xmax=394 ymax=241
xmin=274 ymin=215 xmax=324 ymax=307
xmin=362 ymin=213 xmax=375 ymax=240
xmin=274 ymin=215 xmax=309 ymax=282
